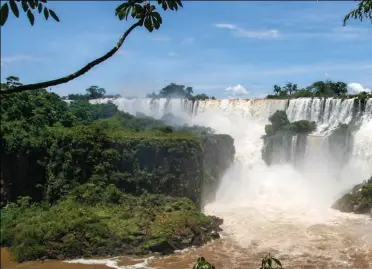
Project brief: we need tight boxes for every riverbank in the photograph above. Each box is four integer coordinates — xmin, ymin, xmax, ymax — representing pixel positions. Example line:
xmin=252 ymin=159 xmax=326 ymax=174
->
xmin=1 ymin=248 xmax=112 ymax=269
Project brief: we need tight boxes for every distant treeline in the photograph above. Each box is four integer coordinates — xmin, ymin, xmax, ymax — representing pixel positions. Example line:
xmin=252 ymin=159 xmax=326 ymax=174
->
xmin=267 ymin=81 xmax=372 ymax=100
xmin=147 ymin=83 xmax=216 ymax=100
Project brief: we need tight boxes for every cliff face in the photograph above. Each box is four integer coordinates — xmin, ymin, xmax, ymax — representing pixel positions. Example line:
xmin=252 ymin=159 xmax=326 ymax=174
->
xmin=262 ymin=132 xmax=308 ymax=166
xmin=202 ymin=134 xmax=235 ymax=205
xmin=1 ymin=125 xmax=235 ymax=208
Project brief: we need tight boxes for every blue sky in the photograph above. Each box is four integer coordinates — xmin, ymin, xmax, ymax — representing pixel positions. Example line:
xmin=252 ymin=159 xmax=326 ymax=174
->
xmin=1 ymin=1 xmax=372 ymax=98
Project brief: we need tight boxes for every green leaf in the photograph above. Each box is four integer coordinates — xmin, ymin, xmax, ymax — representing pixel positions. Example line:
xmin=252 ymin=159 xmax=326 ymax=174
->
xmin=27 ymin=9 xmax=34 ymax=25
xmin=115 ymin=3 xmax=126 ymax=16
xmin=152 ymin=12 xmax=162 ymax=24
xmin=49 ymin=9 xmax=59 ymax=22
xmin=21 ymin=0 xmax=28 ymax=12
xmin=43 ymin=7 xmax=49 ymax=19
xmin=37 ymin=3 xmax=42 ymax=13
xmin=28 ymin=0 xmax=35 ymax=9
xmin=0 ymin=3 xmax=9 ymax=26
xmin=268 ymin=258 xmax=272 ymax=268
xmin=272 ymin=258 xmax=282 ymax=267
xmin=130 ymin=6 xmax=136 ymax=18
xmin=161 ymin=1 xmax=167 ymax=10
xmin=9 ymin=0 xmax=19 ymax=18
xmin=144 ymin=17 xmax=153 ymax=32
xmin=176 ymin=0 xmax=183 ymax=8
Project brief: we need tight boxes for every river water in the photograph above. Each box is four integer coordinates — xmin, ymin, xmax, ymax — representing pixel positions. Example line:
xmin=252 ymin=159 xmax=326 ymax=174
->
xmin=3 ymin=209 xmax=372 ymax=269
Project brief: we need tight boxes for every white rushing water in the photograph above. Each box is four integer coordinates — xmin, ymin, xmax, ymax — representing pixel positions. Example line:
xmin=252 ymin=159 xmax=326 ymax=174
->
xmin=86 ymin=97 xmax=372 ymax=268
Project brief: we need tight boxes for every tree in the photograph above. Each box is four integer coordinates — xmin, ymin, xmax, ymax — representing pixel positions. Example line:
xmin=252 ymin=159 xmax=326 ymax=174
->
xmin=86 ymin=85 xmax=106 ymax=99
xmin=344 ymin=0 xmax=372 ymax=25
xmin=158 ymin=83 xmax=189 ymax=98
xmin=273 ymin=85 xmax=281 ymax=95
xmin=310 ymin=81 xmax=328 ymax=97
xmin=186 ymin=86 xmax=193 ymax=96
xmin=4 ymin=76 xmax=23 ymax=89
xmin=0 ymin=0 xmax=183 ymax=95
xmin=329 ymin=81 xmax=348 ymax=97
xmin=283 ymin=82 xmax=298 ymax=96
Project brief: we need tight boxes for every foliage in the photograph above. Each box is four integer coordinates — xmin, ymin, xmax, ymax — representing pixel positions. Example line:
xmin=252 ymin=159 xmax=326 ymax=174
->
xmin=191 ymin=254 xmax=283 ymax=269
xmin=66 ymin=85 xmax=120 ymax=101
xmin=332 ymin=175 xmax=372 ymax=214
xmin=0 ymin=77 xmax=235 ymax=263
xmin=1 ymin=79 xmax=234 ymax=210
xmin=0 ymin=77 xmax=119 ymax=129
xmin=147 ymin=83 xmax=215 ymax=100
xmin=115 ymin=0 xmax=183 ymax=32
xmin=1 ymin=184 xmax=219 ymax=262
xmin=192 ymin=256 xmax=215 ymax=269
xmin=191 ymin=94 xmax=216 ymax=101
xmin=0 ymin=0 xmax=59 ymax=26
xmin=264 ymin=110 xmax=316 ymax=137
xmin=259 ymin=253 xmax=283 ymax=269
xmin=344 ymin=0 xmax=372 ymax=25
xmin=266 ymin=80 xmax=350 ymax=99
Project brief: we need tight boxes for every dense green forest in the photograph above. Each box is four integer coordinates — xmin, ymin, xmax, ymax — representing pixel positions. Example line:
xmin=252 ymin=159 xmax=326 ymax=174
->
xmin=266 ymin=81 xmax=372 ymax=100
xmin=0 ymin=76 xmax=234 ymax=262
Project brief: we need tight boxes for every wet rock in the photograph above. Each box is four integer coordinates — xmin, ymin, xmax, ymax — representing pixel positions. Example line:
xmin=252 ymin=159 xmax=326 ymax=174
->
xmin=148 ymin=240 xmax=175 ymax=254
xmin=210 ymin=231 xmax=220 ymax=240
xmin=332 ymin=177 xmax=372 ymax=215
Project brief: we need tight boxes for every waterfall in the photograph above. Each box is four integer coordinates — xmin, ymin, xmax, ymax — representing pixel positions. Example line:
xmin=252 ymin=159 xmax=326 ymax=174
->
xmin=286 ymin=98 xmax=356 ymax=134
xmin=90 ymin=96 xmax=372 ymax=189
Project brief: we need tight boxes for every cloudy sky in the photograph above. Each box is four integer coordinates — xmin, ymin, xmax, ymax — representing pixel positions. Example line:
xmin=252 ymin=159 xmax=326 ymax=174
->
xmin=1 ymin=1 xmax=371 ymax=98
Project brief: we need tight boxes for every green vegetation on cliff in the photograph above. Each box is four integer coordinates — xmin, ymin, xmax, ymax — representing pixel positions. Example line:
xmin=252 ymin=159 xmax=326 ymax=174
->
xmin=264 ymin=110 xmax=316 ymax=137
xmin=332 ymin=176 xmax=372 ymax=215
xmin=1 ymin=184 xmax=222 ymax=262
xmin=0 ymin=76 xmax=234 ymax=262
xmin=262 ymin=111 xmax=316 ymax=166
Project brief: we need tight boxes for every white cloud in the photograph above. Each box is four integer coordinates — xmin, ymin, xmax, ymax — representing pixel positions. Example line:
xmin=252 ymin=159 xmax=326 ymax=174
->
xmin=224 ymin=84 xmax=249 ymax=96
xmin=235 ymin=28 xmax=279 ymax=39
xmin=214 ymin=23 xmax=237 ymax=30
xmin=347 ymin=82 xmax=372 ymax=93
xmin=168 ymin=52 xmax=178 ymax=57
xmin=1 ymin=54 xmax=44 ymax=67
xmin=214 ymin=23 xmax=279 ymax=39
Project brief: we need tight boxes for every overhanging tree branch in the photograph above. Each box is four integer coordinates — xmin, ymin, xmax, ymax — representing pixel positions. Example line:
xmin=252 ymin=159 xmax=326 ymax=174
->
xmin=1 ymin=21 xmax=142 ymax=95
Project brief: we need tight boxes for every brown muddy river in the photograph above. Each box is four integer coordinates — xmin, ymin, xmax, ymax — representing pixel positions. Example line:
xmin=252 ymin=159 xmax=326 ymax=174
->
xmin=3 ymin=205 xmax=372 ymax=269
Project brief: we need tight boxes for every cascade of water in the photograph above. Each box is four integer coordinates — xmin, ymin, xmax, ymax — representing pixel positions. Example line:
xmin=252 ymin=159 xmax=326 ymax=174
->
xmin=88 ymin=96 xmax=372 ymax=192
xmin=350 ymin=98 xmax=372 ymax=178
xmin=286 ymin=98 xmax=356 ymax=135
